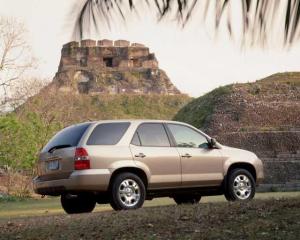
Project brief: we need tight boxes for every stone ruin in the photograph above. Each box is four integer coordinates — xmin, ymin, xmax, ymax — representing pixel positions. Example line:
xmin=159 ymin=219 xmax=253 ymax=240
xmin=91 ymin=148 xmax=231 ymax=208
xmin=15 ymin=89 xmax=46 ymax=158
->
xmin=53 ymin=39 xmax=181 ymax=95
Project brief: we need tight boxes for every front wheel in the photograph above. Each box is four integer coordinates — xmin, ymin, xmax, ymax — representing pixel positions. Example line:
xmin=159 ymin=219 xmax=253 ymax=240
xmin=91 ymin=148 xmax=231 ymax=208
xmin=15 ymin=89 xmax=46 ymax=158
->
xmin=173 ymin=195 xmax=201 ymax=205
xmin=225 ymin=168 xmax=255 ymax=201
xmin=110 ymin=173 xmax=146 ymax=211
xmin=61 ymin=193 xmax=96 ymax=214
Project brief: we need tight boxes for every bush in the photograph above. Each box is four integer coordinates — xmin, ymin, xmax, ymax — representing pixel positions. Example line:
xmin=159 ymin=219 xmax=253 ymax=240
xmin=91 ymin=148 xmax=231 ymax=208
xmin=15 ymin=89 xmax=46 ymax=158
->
xmin=0 ymin=193 xmax=26 ymax=203
xmin=0 ymin=112 xmax=61 ymax=170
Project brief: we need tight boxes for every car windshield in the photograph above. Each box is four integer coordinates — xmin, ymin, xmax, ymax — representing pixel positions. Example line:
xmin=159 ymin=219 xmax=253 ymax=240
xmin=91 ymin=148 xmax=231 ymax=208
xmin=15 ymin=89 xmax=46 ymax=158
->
xmin=42 ymin=123 xmax=91 ymax=152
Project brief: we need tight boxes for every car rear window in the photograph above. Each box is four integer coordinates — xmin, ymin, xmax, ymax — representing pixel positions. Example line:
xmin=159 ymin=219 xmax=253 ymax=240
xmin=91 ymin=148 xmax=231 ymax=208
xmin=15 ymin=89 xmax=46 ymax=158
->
xmin=42 ymin=123 xmax=91 ymax=152
xmin=87 ymin=122 xmax=130 ymax=145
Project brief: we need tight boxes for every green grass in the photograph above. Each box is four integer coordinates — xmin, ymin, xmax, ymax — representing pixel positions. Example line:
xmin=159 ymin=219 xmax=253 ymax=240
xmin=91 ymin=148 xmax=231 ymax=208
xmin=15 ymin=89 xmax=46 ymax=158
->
xmin=0 ymin=192 xmax=299 ymax=220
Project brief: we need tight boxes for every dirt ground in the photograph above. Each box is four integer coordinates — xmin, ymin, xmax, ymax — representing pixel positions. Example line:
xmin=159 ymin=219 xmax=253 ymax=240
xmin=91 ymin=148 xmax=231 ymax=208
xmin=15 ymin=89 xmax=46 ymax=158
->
xmin=0 ymin=196 xmax=299 ymax=240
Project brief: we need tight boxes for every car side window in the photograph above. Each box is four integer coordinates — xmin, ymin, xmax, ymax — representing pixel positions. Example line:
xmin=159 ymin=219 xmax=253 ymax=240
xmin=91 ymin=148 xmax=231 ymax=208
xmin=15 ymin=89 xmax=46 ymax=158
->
xmin=167 ymin=124 xmax=209 ymax=148
xmin=136 ymin=123 xmax=170 ymax=147
xmin=131 ymin=132 xmax=141 ymax=146
xmin=87 ymin=122 xmax=130 ymax=145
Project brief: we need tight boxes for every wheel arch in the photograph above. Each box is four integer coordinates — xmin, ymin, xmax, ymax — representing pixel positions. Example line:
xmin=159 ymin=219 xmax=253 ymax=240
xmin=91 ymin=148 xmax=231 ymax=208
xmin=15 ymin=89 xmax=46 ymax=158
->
xmin=109 ymin=167 xmax=149 ymax=189
xmin=227 ymin=162 xmax=257 ymax=181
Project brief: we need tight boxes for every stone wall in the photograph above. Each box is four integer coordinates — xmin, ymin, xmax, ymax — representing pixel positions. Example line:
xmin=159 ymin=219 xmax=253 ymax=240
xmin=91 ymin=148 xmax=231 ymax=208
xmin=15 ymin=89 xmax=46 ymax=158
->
xmin=54 ymin=39 xmax=181 ymax=95
xmin=217 ymin=131 xmax=300 ymax=190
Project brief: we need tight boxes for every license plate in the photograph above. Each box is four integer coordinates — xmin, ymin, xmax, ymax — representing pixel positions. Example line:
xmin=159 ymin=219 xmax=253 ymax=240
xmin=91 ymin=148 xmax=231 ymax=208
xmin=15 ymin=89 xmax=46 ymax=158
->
xmin=47 ymin=160 xmax=59 ymax=170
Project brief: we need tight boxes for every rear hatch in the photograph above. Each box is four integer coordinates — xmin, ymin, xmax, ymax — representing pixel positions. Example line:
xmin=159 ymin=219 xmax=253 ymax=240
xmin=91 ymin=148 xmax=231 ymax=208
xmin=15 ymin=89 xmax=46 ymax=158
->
xmin=37 ymin=123 xmax=91 ymax=181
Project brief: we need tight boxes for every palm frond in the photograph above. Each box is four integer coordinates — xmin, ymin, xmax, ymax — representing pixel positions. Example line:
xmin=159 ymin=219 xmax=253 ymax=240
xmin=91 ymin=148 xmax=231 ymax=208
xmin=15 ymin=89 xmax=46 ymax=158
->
xmin=73 ymin=0 xmax=300 ymax=47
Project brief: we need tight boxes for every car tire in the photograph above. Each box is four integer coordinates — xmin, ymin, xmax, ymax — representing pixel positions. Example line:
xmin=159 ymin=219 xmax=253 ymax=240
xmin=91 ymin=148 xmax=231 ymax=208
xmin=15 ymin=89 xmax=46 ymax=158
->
xmin=173 ymin=195 xmax=201 ymax=205
xmin=225 ymin=168 xmax=256 ymax=201
xmin=61 ymin=193 xmax=96 ymax=214
xmin=110 ymin=173 xmax=146 ymax=211
xmin=224 ymin=189 xmax=235 ymax=201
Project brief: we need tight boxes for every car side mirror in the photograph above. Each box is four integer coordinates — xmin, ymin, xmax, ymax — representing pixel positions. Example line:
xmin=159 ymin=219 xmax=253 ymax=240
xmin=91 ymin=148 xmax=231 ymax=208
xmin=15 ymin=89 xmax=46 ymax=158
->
xmin=209 ymin=138 xmax=217 ymax=148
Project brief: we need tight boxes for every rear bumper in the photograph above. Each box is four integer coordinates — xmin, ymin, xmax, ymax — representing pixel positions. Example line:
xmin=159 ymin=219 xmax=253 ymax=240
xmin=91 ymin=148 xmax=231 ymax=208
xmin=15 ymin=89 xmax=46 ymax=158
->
xmin=33 ymin=169 xmax=112 ymax=195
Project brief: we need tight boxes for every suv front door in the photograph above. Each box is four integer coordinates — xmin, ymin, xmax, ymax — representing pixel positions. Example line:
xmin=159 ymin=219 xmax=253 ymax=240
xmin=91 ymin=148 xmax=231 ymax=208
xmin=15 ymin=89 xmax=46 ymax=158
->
xmin=167 ymin=123 xmax=224 ymax=187
xmin=130 ymin=123 xmax=181 ymax=189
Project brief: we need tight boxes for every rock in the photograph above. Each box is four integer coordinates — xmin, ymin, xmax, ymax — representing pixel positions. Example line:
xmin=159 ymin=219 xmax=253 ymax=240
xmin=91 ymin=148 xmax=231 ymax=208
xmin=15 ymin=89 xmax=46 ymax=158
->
xmin=147 ymin=223 xmax=154 ymax=228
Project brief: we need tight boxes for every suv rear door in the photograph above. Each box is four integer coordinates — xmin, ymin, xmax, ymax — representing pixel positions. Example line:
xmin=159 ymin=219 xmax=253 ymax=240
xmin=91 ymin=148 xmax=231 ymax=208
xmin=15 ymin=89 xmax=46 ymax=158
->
xmin=84 ymin=122 xmax=133 ymax=169
xmin=38 ymin=123 xmax=91 ymax=180
xmin=166 ymin=123 xmax=224 ymax=187
xmin=130 ymin=123 xmax=181 ymax=189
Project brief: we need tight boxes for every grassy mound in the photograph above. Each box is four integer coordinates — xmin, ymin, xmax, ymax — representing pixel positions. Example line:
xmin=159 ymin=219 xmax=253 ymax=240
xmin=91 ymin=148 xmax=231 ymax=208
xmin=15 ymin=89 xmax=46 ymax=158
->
xmin=173 ymin=85 xmax=232 ymax=130
xmin=174 ymin=72 xmax=300 ymax=135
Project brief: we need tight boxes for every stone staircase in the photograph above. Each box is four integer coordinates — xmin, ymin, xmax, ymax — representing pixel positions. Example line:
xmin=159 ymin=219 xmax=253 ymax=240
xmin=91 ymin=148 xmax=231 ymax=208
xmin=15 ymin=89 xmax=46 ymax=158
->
xmin=258 ymin=151 xmax=300 ymax=191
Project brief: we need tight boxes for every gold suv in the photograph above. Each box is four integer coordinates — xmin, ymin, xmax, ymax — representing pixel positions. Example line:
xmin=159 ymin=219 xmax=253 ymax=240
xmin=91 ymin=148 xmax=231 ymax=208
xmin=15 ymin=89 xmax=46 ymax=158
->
xmin=33 ymin=120 xmax=264 ymax=213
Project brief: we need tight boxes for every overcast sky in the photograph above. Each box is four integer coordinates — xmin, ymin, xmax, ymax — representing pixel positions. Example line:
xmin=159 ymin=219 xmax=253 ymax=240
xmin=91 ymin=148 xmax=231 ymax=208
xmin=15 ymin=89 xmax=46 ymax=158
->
xmin=1 ymin=0 xmax=300 ymax=97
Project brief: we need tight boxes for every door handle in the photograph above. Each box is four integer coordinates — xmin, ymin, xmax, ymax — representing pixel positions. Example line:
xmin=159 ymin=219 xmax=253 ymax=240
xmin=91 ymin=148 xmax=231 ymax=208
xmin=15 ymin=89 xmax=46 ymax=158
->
xmin=181 ymin=153 xmax=192 ymax=158
xmin=135 ymin=153 xmax=146 ymax=158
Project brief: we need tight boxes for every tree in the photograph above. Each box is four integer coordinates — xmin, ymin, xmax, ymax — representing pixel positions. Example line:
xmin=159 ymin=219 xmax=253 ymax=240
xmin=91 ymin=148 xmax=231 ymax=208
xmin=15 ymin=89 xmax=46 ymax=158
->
xmin=74 ymin=0 xmax=300 ymax=47
xmin=0 ymin=17 xmax=35 ymax=110
xmin=8 ymin=77 xmax=48 ymax=110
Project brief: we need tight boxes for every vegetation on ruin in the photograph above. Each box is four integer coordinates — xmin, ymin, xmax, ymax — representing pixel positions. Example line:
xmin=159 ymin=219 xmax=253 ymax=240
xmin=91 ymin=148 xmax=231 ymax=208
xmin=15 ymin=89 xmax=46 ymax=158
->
xmin=174 ymin=72 xmax=300 ymax=132
xmin=0 ymin=92 xmax=191 ymax=171
xmin=173 ymin=85 xmax=233 ymax=129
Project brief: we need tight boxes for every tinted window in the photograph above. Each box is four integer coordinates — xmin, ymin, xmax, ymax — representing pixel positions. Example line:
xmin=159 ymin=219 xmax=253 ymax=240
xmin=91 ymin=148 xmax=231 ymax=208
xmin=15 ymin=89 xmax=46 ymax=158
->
xmin=87 ymin=122 xmax=130 ymax=145
xmin=43 ymin=123 xmax=91 ymax=152
xmin=168 ymin=124 xmax=208 ymax=148
xmin=131 ymin=132 xmax=141 ymax=146
xmin=137 ymin=123 xmax=170 ymax=147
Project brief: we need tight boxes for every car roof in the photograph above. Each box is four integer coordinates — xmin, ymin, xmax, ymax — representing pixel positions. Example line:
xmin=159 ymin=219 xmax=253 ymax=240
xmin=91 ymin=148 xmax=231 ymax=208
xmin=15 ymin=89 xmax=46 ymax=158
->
xmin=89 ymin=119 xmax=188 ymax=125
xmin=71 ymin=119 xmax=211 ymax=141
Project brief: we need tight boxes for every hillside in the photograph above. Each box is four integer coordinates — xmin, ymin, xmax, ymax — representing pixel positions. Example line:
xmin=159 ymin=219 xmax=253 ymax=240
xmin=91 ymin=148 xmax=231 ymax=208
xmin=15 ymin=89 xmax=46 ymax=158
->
xmin=18 ymin=84 xmax=190 ymax=125
xmin=174 ymin=72 xmax=300 ymax=188
xmin=174 ymin=72 xmax=300 ymax=134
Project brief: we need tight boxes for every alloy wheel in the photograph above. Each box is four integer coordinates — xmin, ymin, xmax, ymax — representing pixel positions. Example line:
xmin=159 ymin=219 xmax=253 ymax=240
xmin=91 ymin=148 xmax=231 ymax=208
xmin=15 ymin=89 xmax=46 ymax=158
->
xmin=118 ymin=179 xmax=141 ymax=207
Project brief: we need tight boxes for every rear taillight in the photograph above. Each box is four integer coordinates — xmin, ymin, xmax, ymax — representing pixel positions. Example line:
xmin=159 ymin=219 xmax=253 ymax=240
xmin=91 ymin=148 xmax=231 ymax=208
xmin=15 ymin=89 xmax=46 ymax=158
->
xmin=74 ymin=147 xmax=90 ymax=170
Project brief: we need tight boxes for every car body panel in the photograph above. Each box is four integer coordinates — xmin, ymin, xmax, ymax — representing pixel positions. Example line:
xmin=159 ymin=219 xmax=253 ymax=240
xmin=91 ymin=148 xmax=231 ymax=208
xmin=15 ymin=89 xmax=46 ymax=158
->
xmin=37 ymin=147 xmax=76 ymax=181
xmin=220 ymin=146 xmax=264 ymax=183
xmin=177 ymin=147 xmax=225 ymax=187
xmin=130 ymin=144 xmax=181 ymax=189
xmin=33 ymin=119 xmax=264 ymax=196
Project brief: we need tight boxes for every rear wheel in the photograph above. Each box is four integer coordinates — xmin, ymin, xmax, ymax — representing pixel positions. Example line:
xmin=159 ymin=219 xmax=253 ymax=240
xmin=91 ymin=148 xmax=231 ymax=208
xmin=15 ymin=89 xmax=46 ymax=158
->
xmin=110 ymin=173 xmax=146 ymax=211
xmin=61 ymin=193 xmax=96 ymax=214
xmin=173 ymin=195 xmax=201 ymax=205
xmin=225 ymin=168 xmax=255 ymax=201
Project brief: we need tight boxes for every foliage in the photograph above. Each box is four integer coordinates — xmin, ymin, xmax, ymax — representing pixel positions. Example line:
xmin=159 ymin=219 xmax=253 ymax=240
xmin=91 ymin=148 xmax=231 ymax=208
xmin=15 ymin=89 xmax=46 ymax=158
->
xmin=0 ymin=112 xmax=61 ymax=170
xmin=75 ymin=1 xmax=300 ymax=47
xmin=21 ymin=90 xmax=191 ymax=126
xmin=0 ymin=194 xmax=26 ymax=203
xmin=0 ymin=93 xmax=190 ymax=170
xmin=88 ymin=94 xmax=191 ymax=120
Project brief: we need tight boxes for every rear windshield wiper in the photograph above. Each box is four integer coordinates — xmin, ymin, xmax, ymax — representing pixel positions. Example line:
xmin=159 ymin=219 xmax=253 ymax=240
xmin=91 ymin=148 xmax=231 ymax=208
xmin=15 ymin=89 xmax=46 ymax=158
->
xmin=48 ymin=144 xmax=72 ymax=153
